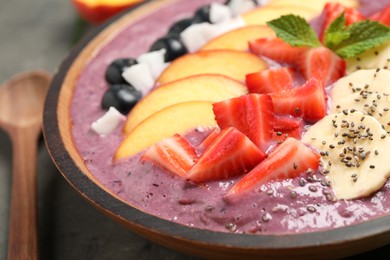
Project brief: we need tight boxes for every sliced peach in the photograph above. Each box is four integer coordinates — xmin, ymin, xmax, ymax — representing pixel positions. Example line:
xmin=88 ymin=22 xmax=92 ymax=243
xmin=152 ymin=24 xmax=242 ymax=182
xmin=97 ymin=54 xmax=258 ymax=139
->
xmin=242 ymin=5 xmax=317 ymax=26
xmin=200 ymin=25 xmax=275 ymax=51
xmin=266 ymin=0 xmax=359 ymax=12
xmin=156 ymin=50 xmax=267 ymax=84
xmin=124 ymin=74 xmax=247 ymax=133
xmin=114 ymin=101 xmax=216 ymax=159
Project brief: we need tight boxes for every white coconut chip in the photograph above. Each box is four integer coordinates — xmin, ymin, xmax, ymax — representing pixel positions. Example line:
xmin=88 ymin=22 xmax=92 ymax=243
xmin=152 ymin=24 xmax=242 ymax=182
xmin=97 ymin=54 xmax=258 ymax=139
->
xmin=91 ymin=107 xmax=126 ymax=136
xmin=180 ymin=22 xmax=217 ymax=53
xmin=227 ymin=0 xmax=257 ymax=17
xmin=210 ymin=3 xmax=232 ymax=24
xmin=122 ymin=63 xmax=154 ymax=95
xmin=137 ymin=49 xmax=167 ymax=79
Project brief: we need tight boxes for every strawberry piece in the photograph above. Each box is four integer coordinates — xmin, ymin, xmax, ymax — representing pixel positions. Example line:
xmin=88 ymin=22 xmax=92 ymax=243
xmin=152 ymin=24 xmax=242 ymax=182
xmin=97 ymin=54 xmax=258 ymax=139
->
xmin=198 ymin=127 xmax=221 ymax=150
xmin=269 ymin=78 xmax=326 ymax=123
xmin=319 ymin=2 xmax=365 ymax=42
xmin=370 ymin=4 xmax=390 ymax=26
xmin=245 ymin=67 xmax=295 ymax=94
xmin=141 ymin=134 xmax=198 ymax=177
xmin=249 ymin=38 xmax=308 ymax=64
xmin=227 ymin=137 xmax=320 ymax=197
xmin=273 ymin=116 xmax=303 ymax=141
xmin=298 ymin=46 xmax=346 ymax=87
xmin=213 ymin=94 xmax=274 ymax=151
xmin=187 ymin=127 xmax=267 ymax=183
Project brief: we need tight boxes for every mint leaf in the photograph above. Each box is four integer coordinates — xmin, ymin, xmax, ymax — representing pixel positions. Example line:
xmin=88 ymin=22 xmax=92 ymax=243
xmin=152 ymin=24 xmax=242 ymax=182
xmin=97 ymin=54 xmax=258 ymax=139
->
xmin=324 ymin=12 xmax=350 ymax=49
xmin=330 ymin=20 xmax=390 ymax=58
xmin=267 ymin=15 xmax=321 ymax=48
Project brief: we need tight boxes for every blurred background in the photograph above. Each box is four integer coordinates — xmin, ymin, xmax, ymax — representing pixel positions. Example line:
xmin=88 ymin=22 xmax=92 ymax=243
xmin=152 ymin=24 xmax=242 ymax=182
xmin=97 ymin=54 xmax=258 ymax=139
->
xmin=0 ymin=0 xmax=388 ymax=259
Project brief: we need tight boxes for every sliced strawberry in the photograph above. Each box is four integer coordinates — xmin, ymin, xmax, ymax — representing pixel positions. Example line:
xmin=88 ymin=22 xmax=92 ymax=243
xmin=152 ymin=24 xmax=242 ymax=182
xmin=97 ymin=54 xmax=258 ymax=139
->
xmin=226 ymin=137 xmax=320 ymax=197
xmin=245 ymin=67 xmax=295 ymax=94
xmin=187 ymin=127 xmax=267 ymax=183
xmin=198 ymin=127 xmax=220 ymax=150
xmin=319 ymin=2 xmax=365 ymax=42
xmin=370 ymin=4 xmax=390 ymax=26
xmin=141 ymin=134 xmax=198 ymax=178
xmin=298 ymin=46 xmax=346 ymax=88
xmin=249 ymin=38 xmax=308 ymax=64
xmin=273 ymin=116 xmax=303 ymax=141
xmin=213 ymin=94 xmax=274 ymax=151
xmin=269 ymin=78 xmax=326 ymax=123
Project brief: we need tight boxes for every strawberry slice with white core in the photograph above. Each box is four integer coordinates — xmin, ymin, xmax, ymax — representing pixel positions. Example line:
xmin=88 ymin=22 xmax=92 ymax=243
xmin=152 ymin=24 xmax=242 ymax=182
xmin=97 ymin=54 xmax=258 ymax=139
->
xmin=187 ymin=127 xmax=267 ymax=183
xmin=226 ymin=137 xmax=320 ymax=197
xmin=213 ymin=94 xmax=274 ymax=151
xmin=249 ymin=38 xmax=308 ymax=64
xmin=298 ymin=46 xmax=346 ymax=88
xmin=141 ymin=134 xmax=198 ymax=178
xmin=245 ymin=67 xmax=295 ymax=94
xmin=269 ymin=78 xmax=326 ymax=123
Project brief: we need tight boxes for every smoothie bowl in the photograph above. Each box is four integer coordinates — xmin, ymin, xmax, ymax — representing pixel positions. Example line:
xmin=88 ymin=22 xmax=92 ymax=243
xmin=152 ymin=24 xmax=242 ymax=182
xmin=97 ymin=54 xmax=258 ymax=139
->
xmin=43 ymin=0 xmax=390 ymax=258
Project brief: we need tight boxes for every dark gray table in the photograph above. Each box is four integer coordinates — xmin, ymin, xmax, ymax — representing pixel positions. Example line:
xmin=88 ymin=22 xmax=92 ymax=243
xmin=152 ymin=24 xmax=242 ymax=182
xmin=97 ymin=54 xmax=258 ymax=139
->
xmin=0 ymin=0 xmax=388 ymax=259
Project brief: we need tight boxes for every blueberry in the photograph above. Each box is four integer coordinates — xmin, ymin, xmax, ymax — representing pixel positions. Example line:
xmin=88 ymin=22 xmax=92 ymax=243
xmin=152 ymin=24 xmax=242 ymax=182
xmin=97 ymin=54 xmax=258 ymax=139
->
xmin=193 ymin=5 xmax=211 ymax=23
xmin=168 ymin=17 xmax=195 ymax=36
xmin=105 ymin=58 xmax=137 ymax=85
xmin=101 ymin=84 xmax=142 ymax=115
xmin=150 ymin=35 xmax=188 ymax=62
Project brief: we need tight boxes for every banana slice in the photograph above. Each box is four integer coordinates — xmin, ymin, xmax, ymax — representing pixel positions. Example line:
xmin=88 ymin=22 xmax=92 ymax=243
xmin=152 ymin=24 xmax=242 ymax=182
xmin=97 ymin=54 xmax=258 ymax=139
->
xmin=346 ymin=41 xmax=390 ymax=74
xmin=330 ymin=91 xmax=390 ymax=132
xmin=302 ymin=111 xmax=390 ymax=200
xmin=331 ymin=69 xmax=390 ymax=105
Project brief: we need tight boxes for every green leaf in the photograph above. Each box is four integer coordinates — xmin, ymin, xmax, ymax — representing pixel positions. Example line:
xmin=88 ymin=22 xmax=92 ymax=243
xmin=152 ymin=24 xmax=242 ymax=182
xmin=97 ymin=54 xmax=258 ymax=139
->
xmin=332 ymin=20 xmax=390 ymax=58
xmin=266 ymin=15 xmax=321 ymax=48
xmin=324 ymin=12 xmax=350 ymax=49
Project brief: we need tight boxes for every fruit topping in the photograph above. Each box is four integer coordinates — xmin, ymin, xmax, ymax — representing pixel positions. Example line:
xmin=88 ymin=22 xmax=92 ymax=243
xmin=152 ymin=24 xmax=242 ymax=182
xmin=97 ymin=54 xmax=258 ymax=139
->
xmin=91 ymin=107 xmax=126 ymax=136
xmin=213 ymin=94 xmax=274 ymax=151
xmin=269 ymin=78 xmax=326 ymax=123
xmin=122 ymin=63 xmax=154 ymax=95
xmin=298 ymin=46 xmax=346 ymax=87
xmin=272 ymin=116 xmax=303 ymax=141
xmin=141 ymin=134 xmax=198 ymax=178
xmin=245 ymin=67 xmax=295 ymax=94
xmin=149 ymin=35 xmax=188 ymax=62
xmin=370 ymin=3 xmax=390 ymax=26
xmin=302 ymin=111 xmax=390 ymax=200
xmin=225 ymin=0 xmax=258 ymax=17
xmin=105 ymin=58 xmax=138 ymax=85
xmin=168 ymin=17 xmax=196 ymax=37
xmin=187 ymin=127 xmax=267 ymax=183
xmin=194 ymin=4 xmax=212 ymax=23
xmin=227 ymin=137 xmax=320 ymax=197
xmin=209 ymin=3 xmax=232 ymax=24
xmin=101 ymin=84 xmax=142 ymax=115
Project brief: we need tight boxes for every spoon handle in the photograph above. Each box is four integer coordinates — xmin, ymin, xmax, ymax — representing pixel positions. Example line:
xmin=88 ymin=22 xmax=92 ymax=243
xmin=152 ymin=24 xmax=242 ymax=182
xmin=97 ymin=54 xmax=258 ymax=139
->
xmin=8 ymin=127 xmax=39 ymax=260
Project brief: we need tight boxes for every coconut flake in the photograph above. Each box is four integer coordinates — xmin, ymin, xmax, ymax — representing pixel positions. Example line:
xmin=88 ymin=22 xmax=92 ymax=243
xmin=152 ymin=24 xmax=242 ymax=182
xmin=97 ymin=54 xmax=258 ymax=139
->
xmin=212 ymin=17 xmax=245 ymax=38
xmin=122 ymin=63 xmax=154 ymax=95
xmin=137 ymin=49 xmax=167 ymax=79
xmin=210 ymin=3 xmax=232 ymax=24
xmin=227 ymin=0 xmax=256 ymax=17
xmin=91 ymin=107 xmax=126 ymax=136
xmin=180 ymin=22 xmax=217 ymax=52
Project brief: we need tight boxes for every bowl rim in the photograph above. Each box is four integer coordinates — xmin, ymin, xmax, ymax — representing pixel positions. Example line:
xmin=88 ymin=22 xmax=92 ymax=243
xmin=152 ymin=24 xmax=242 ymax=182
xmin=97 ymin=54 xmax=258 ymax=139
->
xmin=43 ymin=0 xmax=390 ymax=256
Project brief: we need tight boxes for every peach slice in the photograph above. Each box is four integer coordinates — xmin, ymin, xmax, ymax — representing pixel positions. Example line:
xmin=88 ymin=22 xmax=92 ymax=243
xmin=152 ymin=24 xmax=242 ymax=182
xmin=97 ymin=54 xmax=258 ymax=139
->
xmin=124 ymin=74 xmax=247 ymax=133
xmin=266 ymin=0 xmax=359 ymax=12
xmin=156 ymin=50 xmax=267 ymax=84
xmin=200 ymin=25 xmax=275 ymax=51
xmin=114 ymin=101 xmax=216 ymax=159
xmin=242 ymin=5 xmax=317 ymax=26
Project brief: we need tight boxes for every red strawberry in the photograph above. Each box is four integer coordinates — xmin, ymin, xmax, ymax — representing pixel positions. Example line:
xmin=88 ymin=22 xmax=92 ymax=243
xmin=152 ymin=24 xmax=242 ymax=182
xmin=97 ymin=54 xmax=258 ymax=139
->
xmin=226 ymin=137 xmax=320 ymax=197
xmin=319 ymin=2 xmax=366 ymax=42
xmin=249 ymin=38 xmax=308 ymax=64
xmin=141 ymin=134 xmax=198 ymax=177
xmin=298 ymin=46 xmax=346 ymax=87
xmin=370 ymin=4 xmax=390 ymax=26
xmin=269 ymin=78 xmax=326 ymax=123
xmin=213 ymin=94 xmax=274 ymax=151
xmin=273 ymin=116 xmax=303 ymax=141
xmin=245 ymin=67 xmax=295 ymax=94
xmin=187 ymin=127 xmax=267 ymax=183
xmin=198 ymin=127 xmax=220 ymax=150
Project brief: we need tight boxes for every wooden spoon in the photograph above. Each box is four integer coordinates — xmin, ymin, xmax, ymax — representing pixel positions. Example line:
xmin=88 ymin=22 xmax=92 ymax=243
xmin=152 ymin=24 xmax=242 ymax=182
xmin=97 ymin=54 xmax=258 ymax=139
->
xmin=0 ymin=70 xmax=51 ymax=260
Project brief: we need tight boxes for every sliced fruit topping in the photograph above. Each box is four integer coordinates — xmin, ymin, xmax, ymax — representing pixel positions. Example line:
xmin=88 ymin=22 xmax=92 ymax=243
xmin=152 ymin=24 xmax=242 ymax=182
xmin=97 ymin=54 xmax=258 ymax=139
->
xmin=105 ymin=58 xmax=138 ymax=85
xmin=149 ymin=35 xmax=188 ymax=62
xmin=245 ymin=67 xmax=295 ymax=94
xmin=298 ymin=46 xmax=346 ymax=87
xmin=227 ymin=137 xmax=320 ymax=197
xmin=269 ymin=78 xmax=326 ymax=123
xmin=249 ymin=38 xmax=308 ymax=64
xmin=101 ymin=84 xmax=142 ymax=115
xmin=213 ymin=94 xmax=274 ymax=150
xmin=141 ymin=134 xmax=198 ymax=178
xmin=123 ymin=74 xmax=248 ymax=134
xmin=156 ymin=50 xmax=267 ymax=84
xmin=114 ymin=101 xmax=216 ymax=160
xmin=345 ymin=42 xmax=390 ymax=73
xmin=272 ymin=116 xmax=303 ymax=141
xmin=319 ymin=2 xmax=365 ymax=42
xmin=187 ymin=127 xmax=267 ymax=183
xmin=302 ymin=111 xmax=390 ymax=200
xmin=198 ymin=127 xmax=221 ymax=150
xmin=370 ymin=3 xmax=390 ymax=26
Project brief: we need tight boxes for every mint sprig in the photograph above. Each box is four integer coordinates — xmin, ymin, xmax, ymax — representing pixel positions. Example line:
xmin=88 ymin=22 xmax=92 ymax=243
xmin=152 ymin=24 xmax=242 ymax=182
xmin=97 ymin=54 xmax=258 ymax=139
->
xmin=266 ymin=14 xmax=390 ymax=59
